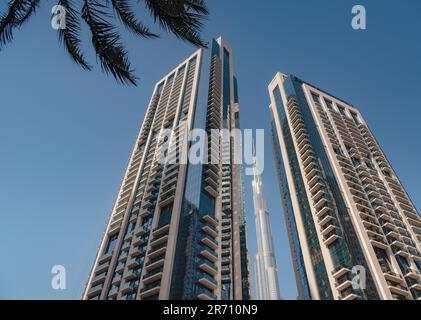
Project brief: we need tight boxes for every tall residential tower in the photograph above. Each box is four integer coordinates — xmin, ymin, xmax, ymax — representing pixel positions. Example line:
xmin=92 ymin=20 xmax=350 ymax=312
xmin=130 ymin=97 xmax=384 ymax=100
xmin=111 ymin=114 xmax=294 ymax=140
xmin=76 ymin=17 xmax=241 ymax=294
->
xmin=83 ymin=38 xmax=250 ymax=300
xmin=269 ymin=73 xmax=421 ymax=300
xmin=252 ymin=161 xmax=281 ymax=300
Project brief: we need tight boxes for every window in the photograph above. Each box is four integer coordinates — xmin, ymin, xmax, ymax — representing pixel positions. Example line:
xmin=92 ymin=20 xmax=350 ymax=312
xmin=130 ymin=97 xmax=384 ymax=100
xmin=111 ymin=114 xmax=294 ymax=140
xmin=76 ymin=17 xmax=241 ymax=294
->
xmin=156 ymin=83 xmax=164 ymax=94
xmin=200 ymin=192 xmax=216 ymax=217
xmin=177 ymin=65 xmax=186 ymax=76
xmin=324 ymin=99 xmax=334 ymax=110
xmin=338 ymin=105 xmax=347 ymax=116
xmin=366 ymin=162 xmax=373 ymax=169
xmin=105 ymin=234 xmax=118 ymax=254
xmin=158 ymin=204 xmax=173 ymax=228
xmin=128 ymin=222 xmax=135 ymax=233
xmin=311 ymin=92 xmax=321 ymax=104
xmin=333 ymin=146 xmax=343 ymax=156
xmin=350 ymin=112 xmax=360 ymax=125
xmin=383 ymin=170 xmax=392 ymax=178
xmin=351 ymin=157 xmax=361 ymax=166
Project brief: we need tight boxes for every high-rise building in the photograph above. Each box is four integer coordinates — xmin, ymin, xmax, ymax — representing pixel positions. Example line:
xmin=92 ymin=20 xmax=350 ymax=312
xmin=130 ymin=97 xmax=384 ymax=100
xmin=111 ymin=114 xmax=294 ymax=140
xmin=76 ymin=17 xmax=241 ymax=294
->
xmin=269 ymin=72 xmax=421 ymax=300
xmin=82 ymin=37 xmax=250 ymax=300
xmin=252 ymin=161 xmax=281 ymax=300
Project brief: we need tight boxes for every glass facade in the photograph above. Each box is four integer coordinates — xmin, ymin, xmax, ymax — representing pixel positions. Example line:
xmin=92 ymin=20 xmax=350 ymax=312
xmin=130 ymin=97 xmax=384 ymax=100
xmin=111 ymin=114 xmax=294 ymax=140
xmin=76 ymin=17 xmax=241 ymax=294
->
xmin=270 ymin=117 xmax=311 ymax=300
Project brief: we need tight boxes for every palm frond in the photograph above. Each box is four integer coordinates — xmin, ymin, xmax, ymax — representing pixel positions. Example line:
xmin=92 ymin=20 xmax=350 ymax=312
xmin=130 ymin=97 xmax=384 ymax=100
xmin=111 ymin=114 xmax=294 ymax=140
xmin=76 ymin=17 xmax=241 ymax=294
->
xmin=110 ymin=0 xmax=158 ymax=38
xmin=82 ymin=0 xmax=137 ymax=85
xmin=57 ymin=0 xmax=91 ymax=70
xmin=143 ymin=0 xmax=208 ymax=48
xmin=0 ymin=0 xmax=39 ymax=50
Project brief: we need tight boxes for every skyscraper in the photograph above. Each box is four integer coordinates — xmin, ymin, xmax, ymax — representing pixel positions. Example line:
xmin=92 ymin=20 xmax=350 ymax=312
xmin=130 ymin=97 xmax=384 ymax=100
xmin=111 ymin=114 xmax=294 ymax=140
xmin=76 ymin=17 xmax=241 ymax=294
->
xmin=269 ymin=72 xmax=421 ymax=300
xmin=252 ymin=161 xmax=281 ymax=300
xmin=82 ymin=37 xmax=250 ymax=300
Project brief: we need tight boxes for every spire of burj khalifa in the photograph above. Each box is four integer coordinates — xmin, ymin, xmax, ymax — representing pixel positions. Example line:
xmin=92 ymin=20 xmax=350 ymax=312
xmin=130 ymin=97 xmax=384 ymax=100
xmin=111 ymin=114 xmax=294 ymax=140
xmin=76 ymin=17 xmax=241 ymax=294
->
xmin=252 ymin=159 xmax=281 ymax=300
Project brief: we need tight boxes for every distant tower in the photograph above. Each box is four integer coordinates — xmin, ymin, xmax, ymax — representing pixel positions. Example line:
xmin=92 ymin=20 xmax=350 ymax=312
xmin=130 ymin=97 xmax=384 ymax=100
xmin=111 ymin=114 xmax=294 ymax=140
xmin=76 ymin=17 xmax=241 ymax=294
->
xmin=252 ymin=160 xmax=281 ymax=300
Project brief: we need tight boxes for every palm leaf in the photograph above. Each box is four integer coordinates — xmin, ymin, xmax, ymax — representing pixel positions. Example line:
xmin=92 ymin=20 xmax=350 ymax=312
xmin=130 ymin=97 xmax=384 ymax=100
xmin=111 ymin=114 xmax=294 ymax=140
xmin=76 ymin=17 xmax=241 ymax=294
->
xmin=82 ymin=0 xmax=137 ymax=85
xmin=110 ymin=0 xmax=158 ymax=38
xmin=57 ymin=0 xmax=91 ymax=70
xmin=0 ymin=0 xmax=39 ymax=50
xmin=143 ymin=0 xmax=208 ymax=48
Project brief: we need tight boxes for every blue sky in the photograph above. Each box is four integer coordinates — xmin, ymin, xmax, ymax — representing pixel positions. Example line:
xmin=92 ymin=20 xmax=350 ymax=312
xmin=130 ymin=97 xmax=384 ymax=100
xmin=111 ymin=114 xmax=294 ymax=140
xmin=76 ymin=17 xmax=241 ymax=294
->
xmin=1 ymin=0 xmax=420 ymax=299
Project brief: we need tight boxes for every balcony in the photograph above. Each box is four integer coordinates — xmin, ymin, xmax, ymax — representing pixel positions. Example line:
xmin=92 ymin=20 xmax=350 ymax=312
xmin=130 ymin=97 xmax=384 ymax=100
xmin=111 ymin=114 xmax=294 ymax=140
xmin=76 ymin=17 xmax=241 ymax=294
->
xmin=302 ymin=156 xmax=316 ymax=168
xmin=335 ymin=274 xmax=353 ymax=292
xmin=120 ymin=281 xmax=138 ymax=295
xmin=123 ymin=269 xmax=140 ymax=281
xmin=202 ymin=214 xmax=218 ymax=227
xmin=152 ymin=224 xmax=170 ymax=237
xmin=145 ymin=255 xmax=165 ymax=271
xmin=198 ymin=273 xmax=218 ymax=290
xmin=196 ymin=287 xmax=217 ymax=300
xmin=385 ymin=230 xmax=400 ymax=239
xmin=199 ymin=258 xmax=218 ymax=276
xmin=200 ymin=247 xmax=218 ymax=262
xmin=392 ymin=246 xmax=410 ymax=258
xmin=332 ymin=265 xmax=351 ymax=279
xmin=132 ymin=235 xmax=147 ymax=246
xmin=202 ymin=224 xmax=218 ymax=238
xmin=338 ymin=288 xmax=359 ymax=300
xmin=387 ymin=281 xmax=410 ymax=297
xmin=408 ymin=279 xmax=421 ymax=291
xmin=91 ymin=272 xmax=107 ymax=286
xmin=201 ymin=234 xmax=218 ymax=250
xmin=108 ymin=286 xmax=119 ymax=299
xmin=139 ymin=280 xmax=161 ymax=298
xmin=115 ymin=262 xmax=125 ymax=274
xmin=121 ymin=241 xmax=131 ymax=252
xmin=403 ymin=209 xmax=420 ymax=221
xmin=319 ymin=213 xmax=334 ymax=227
xmin=130 ymin=246 xmax=147 ymax=258
xmin=383 ymin=269 xmax=404 ymax=284
xmin=323 ymin=233 xmax=339 ymax=247
xmin=301 ymin=148 xmax=313 ymax=161
xmin=316 ymin=206 xmax=332 ymax=219
xmin=148 ymin=243 xmax=167 ymax=259
xmin=390 ymin=239 xmax=405 ymax=249
xmin=127 ymin=257 xmax=143 ymax=269
xmin=87 ymin=283 xmax=103 ymax=297
xmin=98 ymin=252 xmax=113 ymax=265
xmin=112 ymin=273 xmax=122 ymax=285
xmin=95 ymin=261 xmax=110 ymax=274
xmin=321 ymin=224 xmax=336 ymax=237
xmin=370 ymin=237 xmax=388 ymax=250
xmin=143 ymin=267 xmax=164 ymax=284
xmin=204 ymin=185 xmax=219 ymax=198
xmin=314 ymin=197 xmax=329 ymax=212
xmin=306 ymin=168 xmax=320 ymax=181
xmin=149 ymin=234 xmax=168 ymax=248
xmin=134 ymin=225 xmax=150 ymax=237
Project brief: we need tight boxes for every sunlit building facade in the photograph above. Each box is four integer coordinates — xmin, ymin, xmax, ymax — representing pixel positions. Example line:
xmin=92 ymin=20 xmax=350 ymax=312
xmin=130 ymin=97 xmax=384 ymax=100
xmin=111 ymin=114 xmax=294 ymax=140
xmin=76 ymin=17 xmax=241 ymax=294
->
xmin=82 ymin=37 xmax=250 ymax=300
xmin=269 ymin=72 xmax=421 ymax=300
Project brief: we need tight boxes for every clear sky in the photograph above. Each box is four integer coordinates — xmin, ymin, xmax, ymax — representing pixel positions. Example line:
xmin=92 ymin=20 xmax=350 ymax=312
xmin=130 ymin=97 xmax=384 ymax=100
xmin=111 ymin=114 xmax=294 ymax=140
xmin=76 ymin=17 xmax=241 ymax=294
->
xmin=1 ymin=0 xmax=420 ymax=300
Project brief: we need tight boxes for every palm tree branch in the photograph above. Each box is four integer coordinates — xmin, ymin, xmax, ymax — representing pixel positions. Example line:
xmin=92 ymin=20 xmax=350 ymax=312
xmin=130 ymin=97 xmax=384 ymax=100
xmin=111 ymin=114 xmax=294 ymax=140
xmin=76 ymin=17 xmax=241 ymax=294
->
xmin=57 ymin=0 xmax=91 ymax=70
xmin=0 ymin=0 xmax=39 ymax=49
xmin=143 ymin=0 xmax=208 ymax=48
xmin=82 ymin=0 xmax=137 ymax=85
xmin=110 ymin=0 xmax=158 ymax=38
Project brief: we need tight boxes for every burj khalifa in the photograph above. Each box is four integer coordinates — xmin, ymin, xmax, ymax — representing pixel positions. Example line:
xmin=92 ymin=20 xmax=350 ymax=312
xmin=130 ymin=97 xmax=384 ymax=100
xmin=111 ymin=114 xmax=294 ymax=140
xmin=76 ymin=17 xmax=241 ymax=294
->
xmin=252 ymin=161 xmax=281 ymax=300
